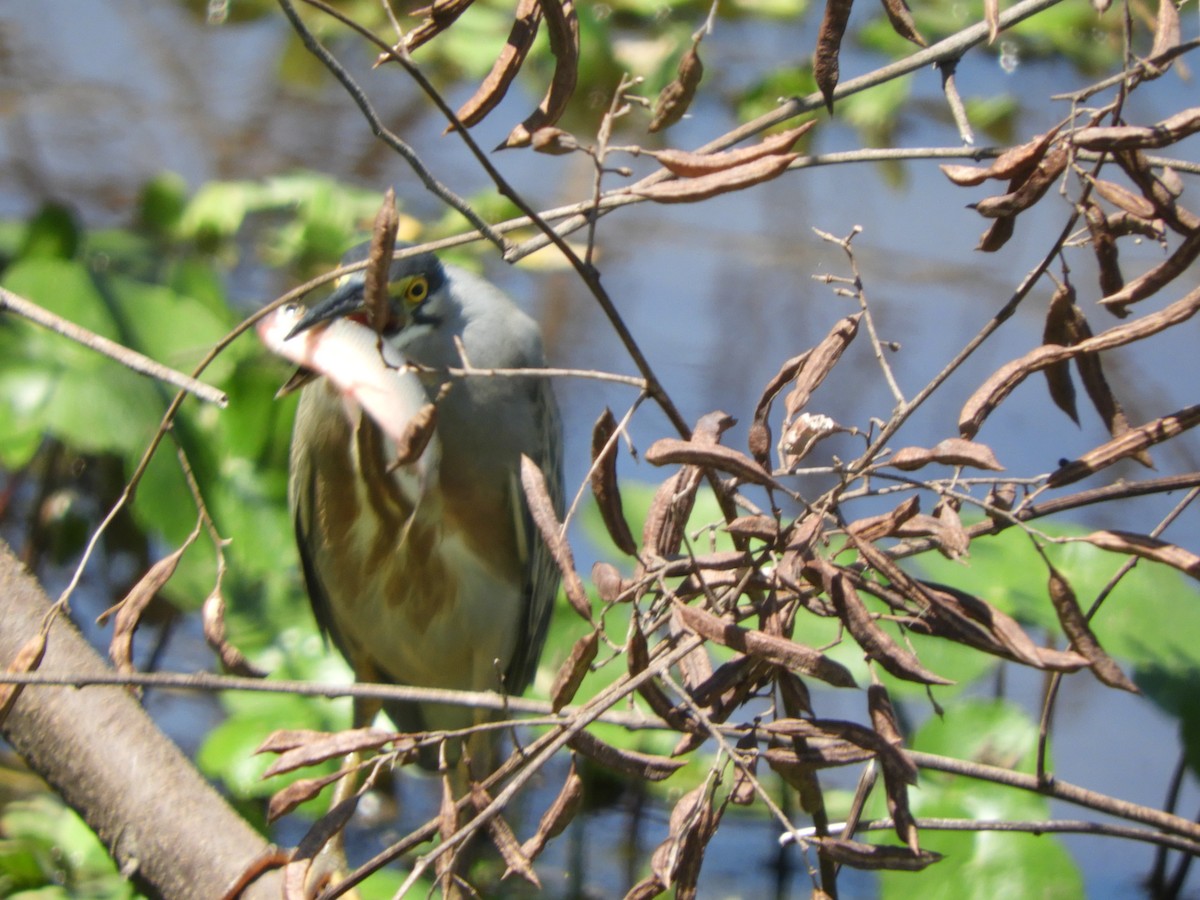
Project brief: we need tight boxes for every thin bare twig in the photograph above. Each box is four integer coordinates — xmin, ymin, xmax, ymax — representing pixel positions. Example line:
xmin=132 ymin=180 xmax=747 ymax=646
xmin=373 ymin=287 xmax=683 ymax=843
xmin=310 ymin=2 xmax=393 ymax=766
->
xmin=0 ymin=287 xmax=226 ymax=406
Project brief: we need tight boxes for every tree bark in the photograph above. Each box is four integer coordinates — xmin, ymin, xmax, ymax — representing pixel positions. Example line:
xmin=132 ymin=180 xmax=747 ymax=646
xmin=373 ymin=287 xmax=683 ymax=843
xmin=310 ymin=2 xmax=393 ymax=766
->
xmin=0 ymin=540 xmax=283 ymax=899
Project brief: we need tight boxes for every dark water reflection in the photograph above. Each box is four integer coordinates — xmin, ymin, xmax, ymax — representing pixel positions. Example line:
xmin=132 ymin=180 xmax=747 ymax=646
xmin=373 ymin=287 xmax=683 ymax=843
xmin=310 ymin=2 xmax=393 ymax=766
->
xmin=5 ymin=1 xmax=1200 ymax=897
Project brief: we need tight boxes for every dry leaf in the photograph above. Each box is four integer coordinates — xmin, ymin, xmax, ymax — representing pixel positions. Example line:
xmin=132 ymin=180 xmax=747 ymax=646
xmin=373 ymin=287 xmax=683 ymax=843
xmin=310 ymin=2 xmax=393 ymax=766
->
xmin=202 ymin=589 xmax=267 ymax=678
xmin=520 ymin=759 xmax=584 ymax=862
xmin=814 ymin=0 xmax=855 ymax=111
xmin=812 ymin=564 xmax=952 ymax=685
xmin=551 ymin=629 xmax=599 ymax=711
xmin=1084 ymin=530 xmax=1200 ymax=579
xmin=471 ymin=785 xmax=541 ymax=887
xmin=105 ymin=544 xmax=189 ymax=675
xmin=1150 ymin=0 xmax=1182 ymax=63
xmin=591 ymin=407 xmax=637 ymax=555
xmin=631 ymin=153 xmax=798 ymax=204
xmin=650 ymin=40 xmax=705 ymax=133
xmin=1046 ymin=565 xmax=1138 ymax=692
xmin=0 ymin=632 xmax=46 ymax=726
xmin=785 ymin=315 xmax=862 ymax=418
xmin=521 ymin=454 xmax=592 ymax=622
xmin=809 ymin=836 xmax=941 ymax=871
xmin=499 ymin=0 xmax=579 ymax=148
xmin=960 ymin=284 xmax=1200 ymax=438
xmin=261 ymin=729 xmax=397 ymax=779
xmin=592 ymin=561 xmax=626 ymax=604
xmin=401 ymin=0 xmax=476 ymax=53
xmin=644 ymin=438 xmax=774 ymax=486
xmin=1048 ymin=403 xmax=1200 ymax=487
xmin=568 ymin=729 xmax=686 ymax=781
xmin=453 ymin=0 xmax=541 ymax=128
xmin=364 ymin=189 xmax=398 ymax=336
xmin=879 ymin=0 xmax=926 ymax=46
xmin=886 ymin=437 xmax=1004 ymax=472
xmin=675 ymin=601 xmax=858 ymax=688
xmin=649 ymin=122 xmax=816 ymax=177
xmin=1100 ymin=229 xmax=1200 ymax=317
xmin=848 ymin=496 xmax=921 ymax=542
xmin=1042 ymin=282 xmax=1080 ymax=423
xmin=1071 ymin=107 xmax=1200 ymax=151
xmin=984 ymin=0 xmax=1000 ymax=43
xmin=267 ymin=770 xmax=348 ymax=823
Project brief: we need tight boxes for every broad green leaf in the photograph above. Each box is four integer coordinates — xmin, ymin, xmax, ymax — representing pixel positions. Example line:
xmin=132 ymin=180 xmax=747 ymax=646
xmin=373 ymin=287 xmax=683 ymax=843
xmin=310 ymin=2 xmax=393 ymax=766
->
xmin=877 ymin=699 xmax=1083 ymax=900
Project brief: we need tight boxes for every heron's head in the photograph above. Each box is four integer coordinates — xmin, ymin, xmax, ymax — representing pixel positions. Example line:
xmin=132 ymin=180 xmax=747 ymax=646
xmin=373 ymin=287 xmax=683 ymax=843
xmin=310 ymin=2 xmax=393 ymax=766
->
xmin=286 ymin=244 xmax=449 ymax=342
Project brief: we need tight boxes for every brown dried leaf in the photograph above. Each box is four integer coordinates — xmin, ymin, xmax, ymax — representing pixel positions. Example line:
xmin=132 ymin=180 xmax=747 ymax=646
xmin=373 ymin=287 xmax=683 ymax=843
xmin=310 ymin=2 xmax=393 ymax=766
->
xmin=551 ymin=629 xmax=599 ymax=712
xmin=364 ymin=189 xmax=398 ymax=336
xmin=725 ymin=515 xmax=781 ymax=543
xmin=520 ymin=759 xmax=584 ymax=862
xmin=105 ymin=543 xmax=189 ymax=674
xmin=763 ymin=742 xmax=876 ymax=780
xmin=1046 ymin=565 xmax=1138 ymax=692
xmin=262 ymin=729 xmax=396 ymax=779
xmin=1071 ymin=107 xmax=1200 ymax=151
xmin=453 ymin=0 xmax=541 ymax=128
xmin=1090 ymin=177 xmax=1157 ymax=220
xmin=284 ymin=795 xmax=357 ymax=898
xmin=0 ymin=632 xmax=46 ymax=726
xmin=1101 ymin=229 xmax=1200 ymax=316
xmin=471 ymin=785 xmax=541 ymax=888
xmin=650 ymin=41 xmax=705 ymax=133
xmin=675 ymin=601 xmax=858 ymax=688
xmin=887 ymin=438 xmax=1004 ymax=472
xmin=879 ymin=0 xmax=926 ymax=45
xmin=1084 ymin=201 xmax=1125 ymax=299
xmin=848 ymin=496 xmax=921 ymax=543
xmin=1083 ymin=530 xmax=1200 ymax=579
xmin=499 ymin=0 xmax=579 ymax=148
xmin=521 ymin=454 xmax=592 ymax=621
xmin=388 ymin=402 xmax=438 ymax=468
xmin=591 ymin=407 xmax=636 ymax=555
xmin=961 ymin=284 xmax=1200 ymax=438
xmin=970 ymin=147 xmax=1068 ymax=218
xmin=984 ymin=0 xmax=1000 ymax=42
xmin=933 ymin=500 xmax=969 ymax=560
xmin=642 ymin=468 xmax=701 ymax=559
xmin=1150 ymin=0 xmax=1182 ymax=61
xmin=809 ymin=836 xmax=941 ymax=871
xmin=942 ymin=127 xmax=1060 ymax=187
xmin=267 ymin=770 xmax=348 ymax=823
xmin=257 ymin=729 xmax=329 ymax=754
xmin=817 ymin=565 xmax=953 ymax=685
xmin=1042 ymin=282 xmax=1080 ymax=423
xmin=814 ymin=0 xmax=854 ymax=111
xmin=437 ymin=774 xmax=457 ymax=894
xmin=651 ymin=782 xmax=723 ymax=896
xmin=530 ymin=126 xmax=579 ymax=155
xmin=977 ymin=214 xmax=1016 ymax=252
xmin=867 ymin=684 xmax=904 ymax=749
xmin=592 ymin=561 xmax=626 ymax=604
xmin=645 ymin=438 xmax=774 ymax=486
xmin=401 ymin=0 xmax=475 ymax=53
xmin=568 ymin=728 xmax=686 ymax=781
xmin=650 ymin=122 xmax=816 ymax=177
xmin=1048 ymin=403 xmax=1200 ymax=487
xmin=202 ymin=589 xmax=267 ymax=678
xmin=624 ymin=876 xmax=667 ymax=900
xmin=785 ymin=314 xmax=862 ymax=418
xmin=631 ymin=153 xmax=798 ymax=204
xmin=917 ymin=580 xmax=1089 ymax=671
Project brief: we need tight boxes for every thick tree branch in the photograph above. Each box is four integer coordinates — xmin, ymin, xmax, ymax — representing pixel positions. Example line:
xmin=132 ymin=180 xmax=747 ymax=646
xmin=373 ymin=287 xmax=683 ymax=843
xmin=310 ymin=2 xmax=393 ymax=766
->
xmin=0 ymin=540 xmax=281 ymax=900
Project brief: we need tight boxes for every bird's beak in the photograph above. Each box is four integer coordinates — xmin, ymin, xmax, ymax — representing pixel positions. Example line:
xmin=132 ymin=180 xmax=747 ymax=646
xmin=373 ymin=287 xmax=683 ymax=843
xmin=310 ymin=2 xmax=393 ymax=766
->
xmin=285 ymin=279 xmax=366 ymax=340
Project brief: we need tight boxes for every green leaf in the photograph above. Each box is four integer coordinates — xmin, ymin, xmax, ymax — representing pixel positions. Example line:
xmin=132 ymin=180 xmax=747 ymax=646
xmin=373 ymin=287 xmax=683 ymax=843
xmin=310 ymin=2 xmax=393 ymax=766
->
xmin=877 ymin=699 xmax=1084 ymax=900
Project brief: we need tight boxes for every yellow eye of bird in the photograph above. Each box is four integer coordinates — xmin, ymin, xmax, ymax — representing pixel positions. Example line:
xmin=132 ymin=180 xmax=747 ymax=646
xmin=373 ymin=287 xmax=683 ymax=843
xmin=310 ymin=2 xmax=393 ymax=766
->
xmin=404 ymin=276 xmax=429 ymax=307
